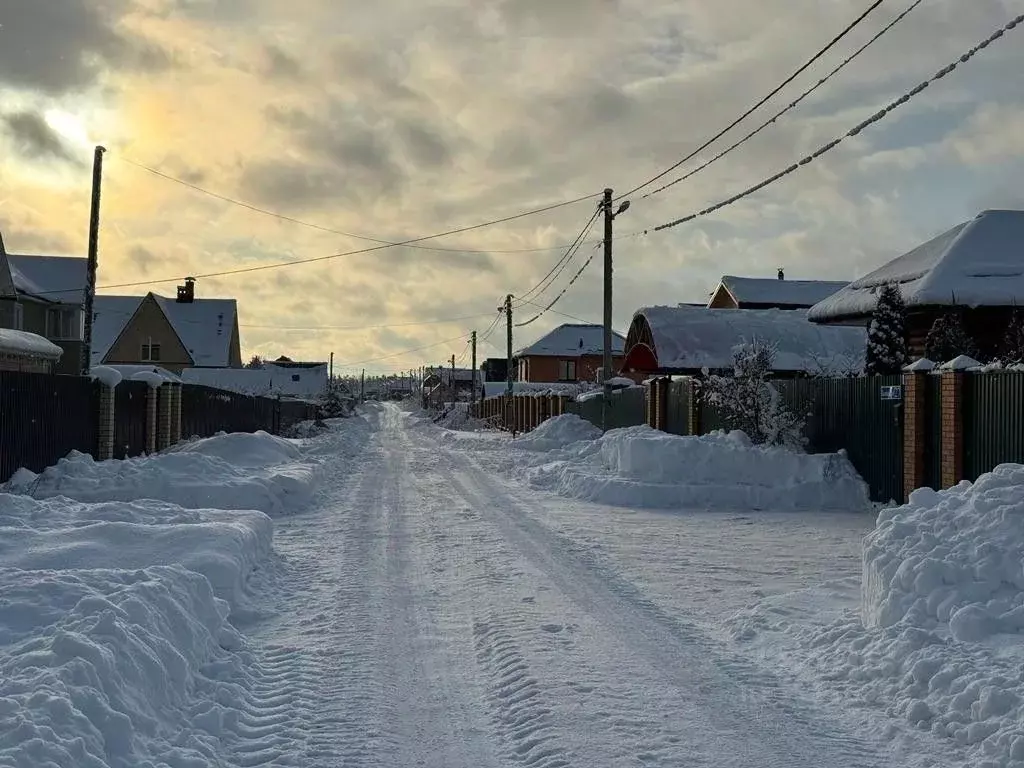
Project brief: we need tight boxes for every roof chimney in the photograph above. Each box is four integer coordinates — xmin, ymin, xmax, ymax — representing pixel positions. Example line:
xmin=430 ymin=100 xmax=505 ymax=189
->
xmin=777 ymin=267 xmax=784 ymax=280
xmin=177 ymin=276 xmax=196 ymax=303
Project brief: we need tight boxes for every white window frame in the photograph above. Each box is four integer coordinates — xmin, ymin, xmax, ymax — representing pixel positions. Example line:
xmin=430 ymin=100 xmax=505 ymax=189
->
xmin=141 ymin=341 xmax=162 ymax=362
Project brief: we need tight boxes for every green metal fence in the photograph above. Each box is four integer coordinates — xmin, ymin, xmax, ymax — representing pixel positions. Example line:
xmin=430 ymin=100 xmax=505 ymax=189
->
xmin=567 ymin=387 xmax=647 ymax=432
xmin=963 ymin=372 xmax=1024 ymax=481
xmin=924 ymin=375 xmax=942 ymax=490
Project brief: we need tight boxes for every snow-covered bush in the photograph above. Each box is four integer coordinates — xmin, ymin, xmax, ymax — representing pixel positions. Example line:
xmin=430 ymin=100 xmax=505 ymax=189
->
xmin=865 ymin=283 xmax=907 ymax=375
xmin=699 ymin=340 xmax=806 ymax=450
xmin=925 ymin=312 xmax=978 ymax=363
xmin=318 ymin=383 xmax=354 ymax=418
xmin=998 ymin=308 xmax=1024 ymax=366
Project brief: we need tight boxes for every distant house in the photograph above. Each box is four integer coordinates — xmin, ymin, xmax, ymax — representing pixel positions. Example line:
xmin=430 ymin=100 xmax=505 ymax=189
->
xmin=181 ymin=360 xmax=327 ymax=399
xmin=0 ymin=233 xmax=88 ymax=374
xmin=621 ymin=305 xmax=866 ymax=377
xmin=481 ymin=357 xmax=509 ymax=383
xmin=707 ymin=270 xmax=848 ymax=310
xmin=92 ymin=278 xmax=242 ymax=373
xmin=421 ymin=366 xmax=476 ymax=406
xmin=514 ymin=323 xmax=625 ymax=383
xmin=808 ymin=209 xmax=1024 ymax=360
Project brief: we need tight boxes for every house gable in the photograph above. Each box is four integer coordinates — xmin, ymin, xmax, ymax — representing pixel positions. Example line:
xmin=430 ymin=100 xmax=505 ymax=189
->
xmin=0 ymin=233 xmax=16 ymax=298
xmin=707 ymin=283 xmax=739 ymax=309
xmin=103 ymin=293 xmax=193 ymax=371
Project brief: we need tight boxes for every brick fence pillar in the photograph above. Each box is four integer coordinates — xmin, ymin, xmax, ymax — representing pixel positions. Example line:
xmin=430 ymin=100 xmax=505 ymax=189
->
xmin=157 ymin=384 xmax=173 ymax=451
xmin=902 ymin=372 xmax=926 ymax=501
xmin=146 ymin=384 xmax=158 ymax=454
xmin=96 ymin=383 xmax=115 ymax=461
xmin=940 ymin=371 xmax=964 ymax=489
xmin=687 ymin=378 xmax=701 ymax=435
xmin=170 ymin=384 xmax=182 ymax=444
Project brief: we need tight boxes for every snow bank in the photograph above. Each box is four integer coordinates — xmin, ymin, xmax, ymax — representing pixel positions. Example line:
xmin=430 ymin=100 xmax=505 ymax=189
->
xmin=7 ymin=431 xmax=318 ymax=516
xmin=864 ymin=465 xmax=1024 ymax=637
xmin=510 ymin=422 xmax=869 ymax=512
xmin=730 ymin=464 xmax=1024 ymax=768
xmin=513 ymin=413 xmax=602 ymax=450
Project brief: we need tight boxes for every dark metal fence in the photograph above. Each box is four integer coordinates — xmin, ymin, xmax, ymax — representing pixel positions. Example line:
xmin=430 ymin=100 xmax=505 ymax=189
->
xmin=664 ymin=379 xmax=691 ymax=435
xmin=924 ymin=375 xmax=943 ymax=490
xmin=181 ymin=384 xmax=278 ymax=438
xmin=113 ymin=380 xmax=149 ymax=459
xmin=963 ymin=372 xmax=1024 ymax=481
xmin=0 ymin=371 xmax=98 ymax=483
xmin=567 ymin=387 xmax=646 ymax=431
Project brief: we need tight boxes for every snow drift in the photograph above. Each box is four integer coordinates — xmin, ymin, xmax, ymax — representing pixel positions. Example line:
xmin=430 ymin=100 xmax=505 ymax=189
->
xmin=508 ymin=418 xmax=869 ymax=513
xmin=730 ymin=463 xmax=1024 ymax=768
xmin=6 ymin=431 xmax=319 ymax=516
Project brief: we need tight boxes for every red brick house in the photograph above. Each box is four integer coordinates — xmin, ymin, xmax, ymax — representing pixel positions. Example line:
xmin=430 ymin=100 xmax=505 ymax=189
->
xmin=807 ymin=209 xmax=1024 ymax=361
xmin=515 ymin=323 xmax=625 ymax=383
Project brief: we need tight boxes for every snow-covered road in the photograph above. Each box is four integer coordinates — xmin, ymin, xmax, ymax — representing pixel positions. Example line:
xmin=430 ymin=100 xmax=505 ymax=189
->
xmin=234 ymin=403 xmax=945 ymax=768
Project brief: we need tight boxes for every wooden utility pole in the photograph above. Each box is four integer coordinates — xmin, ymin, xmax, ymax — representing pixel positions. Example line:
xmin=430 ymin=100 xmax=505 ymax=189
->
xmin=81 ymin=145 xmax=106 ymax=375
xmin=360 ymin=369 xmax=365 ymax=402
xmin=450 ymin=354 xmax=456 ymax=403
xmin=600 ymin=188 xmax=629 ymax=431
xmin=329 ymin=352 xmax=334 ymax=382
xmin=470 ymin=330 xmax=477 ymax=413
xmin=504 ymin=294 xmax=513 ymax=397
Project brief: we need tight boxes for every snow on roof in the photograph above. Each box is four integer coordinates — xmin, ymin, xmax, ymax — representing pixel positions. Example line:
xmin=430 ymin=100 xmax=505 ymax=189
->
xmin=181 ymin=365 xmax=327 ymax=398
xmin=808 ymin=210 xmax=1024 ymax=322
xmin=91 ymin=296 xmax=144 ymax=364
xmin=154 ymin=295 xmax=237 ymax=367
xmin=482 ymin=381 xmax=580 ymax=398
xmin=717 ymin=275 xmax=848 ymax=308
xmin=631 ymin=305 xmax=866 ymax=373
xmin=424 ymin=367 xmax=475 ymax=383
xmin=6 ymin=254 xmax=88 ymax=304
xmin=0 ymin=328 xmax=63 ymax=359
xmin=514 ymin=323 xmax=626 ymax=358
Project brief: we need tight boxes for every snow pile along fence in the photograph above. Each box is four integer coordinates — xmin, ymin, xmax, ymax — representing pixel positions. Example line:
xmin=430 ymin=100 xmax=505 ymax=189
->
xmin=510 ymin=418 xmax=870 ymax=513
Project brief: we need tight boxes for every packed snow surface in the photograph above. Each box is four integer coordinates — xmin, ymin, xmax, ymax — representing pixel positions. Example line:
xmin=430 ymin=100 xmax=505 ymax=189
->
xmin=508 ymin=417 xmax=870 ymax=512
xmin=0 ymin=327 xmax=63 ymax=359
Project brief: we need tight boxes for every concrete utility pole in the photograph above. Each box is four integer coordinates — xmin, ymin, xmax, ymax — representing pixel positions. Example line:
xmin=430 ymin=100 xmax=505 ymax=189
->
xmin=470 ymin=330 xmax=477 ymax=413
xmin=600 ymin=188 xmax=630 ymax=431
xmin=81 ymin=145 xmax=106 ymax=376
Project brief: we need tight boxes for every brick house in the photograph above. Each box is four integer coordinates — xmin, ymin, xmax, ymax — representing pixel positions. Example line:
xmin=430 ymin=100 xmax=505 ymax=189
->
xmin=707 ymin=271 xmax=848 ymax=309
xmin=808 ymin=209 xmax=1024 ymax=361
xmin=514 ymin=324 xmax=625 ymax=383
xmin=0 ymin=233 xmax=89 ymax=374
xmin=92 ymin=279 xmax=242 ymax=374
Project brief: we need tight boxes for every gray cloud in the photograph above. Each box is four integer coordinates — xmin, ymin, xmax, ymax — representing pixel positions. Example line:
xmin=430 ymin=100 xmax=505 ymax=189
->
xmin=2 ymin=112 xmax=76 ymax=162
xmin=261 ymin=44 xmax=303 ymax=80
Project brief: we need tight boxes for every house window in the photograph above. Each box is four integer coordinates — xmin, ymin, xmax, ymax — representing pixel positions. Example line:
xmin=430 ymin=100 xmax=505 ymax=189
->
xmin=558 ymin=360 xmax=577 ymax=381
xmin=46 ymin=307 xmax=83 ymax=340
xmin=291 ymin=374 xmax=301 ymax=382
xmin=12 ymin=303 xmax=23 ymax=331
xmin=141 ymin=342 xmax=161 ymax=361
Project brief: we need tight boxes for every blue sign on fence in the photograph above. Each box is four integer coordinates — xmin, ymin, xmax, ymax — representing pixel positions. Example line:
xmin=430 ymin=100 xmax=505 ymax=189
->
xmin=880 ymin=385 xmax=902 ymax=401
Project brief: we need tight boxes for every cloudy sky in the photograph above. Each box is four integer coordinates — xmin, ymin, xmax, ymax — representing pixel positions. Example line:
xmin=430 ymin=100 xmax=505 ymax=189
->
xmin=2 ymin=0 xmax=1022 ymax=373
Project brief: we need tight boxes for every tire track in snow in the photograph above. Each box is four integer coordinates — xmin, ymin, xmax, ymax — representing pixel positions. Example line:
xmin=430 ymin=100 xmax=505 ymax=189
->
xmin=433 ymin=433 xmax=882 ymax=768
xmin=472 ymin=613 xmax=572 ymax=768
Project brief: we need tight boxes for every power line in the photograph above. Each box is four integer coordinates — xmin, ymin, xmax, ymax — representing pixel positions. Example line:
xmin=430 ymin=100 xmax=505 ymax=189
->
xmin=652 ymin=12 xmax=1024 ymax=232
xmin=515 ymin=298 xmax=602 ymax=327
xmin=515 ymin=243 xmax=600 ymax=328
xmin=618 ymin=0 xmax=887 ymax=200
xmin=117 ymin=155 xmax=606 ymax=256
xmin=513 ymin=208 xmax=600 ymax=307
xmin=642 ymin=0 xmax=925 ymax=200
xmin=333 ymin=333 xmax=470 ymax=369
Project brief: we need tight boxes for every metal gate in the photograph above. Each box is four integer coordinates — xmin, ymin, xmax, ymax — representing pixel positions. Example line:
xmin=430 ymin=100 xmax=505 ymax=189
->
xmin=963 ymin=372 xmax=1024 ymax=481
xmin=114 ymin=380 xmax=149 ymax=458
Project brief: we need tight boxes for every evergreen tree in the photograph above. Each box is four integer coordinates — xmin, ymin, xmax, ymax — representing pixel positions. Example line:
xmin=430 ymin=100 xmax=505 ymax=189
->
xmin=865 ymin=283 xmax=907 ymax=375
xmin=245 ymin=354 xmax=264 ymax=369
xmin=1000 ymin=309 xmax=1024 ymax=366
xmin=924 ymin=312 xmax=978 ymax=364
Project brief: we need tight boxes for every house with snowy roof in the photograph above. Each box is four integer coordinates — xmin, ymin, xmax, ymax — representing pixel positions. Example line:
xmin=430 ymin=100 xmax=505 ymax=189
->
xmin=0 ymin=233 xmax=89 ymax=374
xmin=514 ymin=323 xmax=625 ymax=383
xmin=808 ymin=210 xmax=1024 ymax=360
xmin=92 ymin=278 xmax=242 ymax=373
xmin=621 ymin=305 xmax=866 ymax=377
xmin=707 ymin=270 xmax=848 ymax=310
